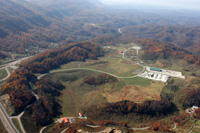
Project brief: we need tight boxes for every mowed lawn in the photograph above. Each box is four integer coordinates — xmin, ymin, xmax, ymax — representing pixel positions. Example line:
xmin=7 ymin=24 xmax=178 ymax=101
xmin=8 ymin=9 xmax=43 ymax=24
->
xmin=60 ymin=47 xmax=143 ymax=78
xmin=0 ymin=69 xmax=7 ymax=79
xmin=123 ymin=77 xmax=152 ymax=87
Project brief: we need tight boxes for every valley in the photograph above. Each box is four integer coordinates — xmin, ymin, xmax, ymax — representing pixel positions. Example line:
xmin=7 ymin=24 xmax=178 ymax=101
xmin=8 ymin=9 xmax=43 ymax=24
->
xmin=0 ymin=0 xmax=200 ymax=133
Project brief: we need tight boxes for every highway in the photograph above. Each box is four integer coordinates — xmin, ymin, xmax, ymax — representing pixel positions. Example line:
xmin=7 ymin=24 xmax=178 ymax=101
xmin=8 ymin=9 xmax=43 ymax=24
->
xmin=0 ymin=56 xmax=31 ymax=133
xmin=0 ymin=102 xmax=19 ymax=133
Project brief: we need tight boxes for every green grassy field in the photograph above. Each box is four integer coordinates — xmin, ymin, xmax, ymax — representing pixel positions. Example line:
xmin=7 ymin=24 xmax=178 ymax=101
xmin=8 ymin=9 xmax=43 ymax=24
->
xmin=59 ymin=44 xmax=143 ymax=78
xmin=12 ymin=118 xmax=23 ymax=133
xmin=0 ymin=69 xmax=7 ymax=79
xmin=44 ymin=67 xmax=164 ymax=118
xmin=123 ymin=77 xmax=151 ymax=86
xmin=47 ymin=70 xmax=111 ymax=117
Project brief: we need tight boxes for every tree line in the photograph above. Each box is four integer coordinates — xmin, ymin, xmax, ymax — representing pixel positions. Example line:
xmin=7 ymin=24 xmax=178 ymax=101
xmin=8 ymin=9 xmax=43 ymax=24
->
xmin=84 ymin=98 xmax=177 ymax=122
xmin=2 ymin=41 xmax=103 ymax=121
xmin=20 ymin=41 xmax=103 ymax=73
xmin=83 ymin=73 xmax=118 ymax=85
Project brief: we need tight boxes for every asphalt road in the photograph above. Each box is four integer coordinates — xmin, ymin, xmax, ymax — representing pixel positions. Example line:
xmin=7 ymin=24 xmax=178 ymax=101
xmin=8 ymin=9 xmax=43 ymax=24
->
xmin=0 ymin=56 xmax=31 ymax=133
xmin=0 ymin=102 xmax=19 ymax=133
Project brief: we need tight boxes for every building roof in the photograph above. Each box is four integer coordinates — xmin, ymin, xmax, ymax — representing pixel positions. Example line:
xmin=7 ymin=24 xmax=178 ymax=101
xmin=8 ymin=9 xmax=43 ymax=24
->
xmin=150 ymin=67 xmax=162 ymax=72
xmin=79 ymin=113 xmax=83 ymax=117
xmin=62 ymin=118 xmax=69 ymax=123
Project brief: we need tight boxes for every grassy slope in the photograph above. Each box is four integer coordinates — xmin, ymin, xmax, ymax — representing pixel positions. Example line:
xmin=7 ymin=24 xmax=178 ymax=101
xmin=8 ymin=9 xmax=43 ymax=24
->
xmin=45 ymin=69 xmax=164 ymax=118
xmin=60 ymin=45 xmax=143 ymax=78
xmin=12 ymin=118 xmax=23 ymax=133
xmin=45 ymin=44 xmax=166 ymax=116
xmin=0 ymin=120 xmax=7 ymax=133
xmin=0 ymin=69 xmax=7 ymax=79
xmin=48 ymin=70 xmax=109 ymax=117
xmin=21 ymin=111 xmax=41 ymax=133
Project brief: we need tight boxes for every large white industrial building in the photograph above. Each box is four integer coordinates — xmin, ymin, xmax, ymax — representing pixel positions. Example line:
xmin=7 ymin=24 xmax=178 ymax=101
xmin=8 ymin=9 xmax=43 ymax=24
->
xmin=139 ymin=66 xmax=185 ymax=82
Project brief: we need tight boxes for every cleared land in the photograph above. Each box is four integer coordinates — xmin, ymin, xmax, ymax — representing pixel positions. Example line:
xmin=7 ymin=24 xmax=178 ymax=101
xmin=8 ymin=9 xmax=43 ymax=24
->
xmin=45 ymin=69 xmax=164 ymax=117
xmin=0 ymin=69 xmax=7 ymax=80
xmin=47 ymin=70 xmax=110 ymax=117
xmin=61 ymin=56 xmax=142 ymax=78
xmin=102 ymin=81 xmax=164 ymax=103
xmin=41 ymin=44 xmax=165 ymax=117
xmin=12 ymin=118 xmax=23 ymax=133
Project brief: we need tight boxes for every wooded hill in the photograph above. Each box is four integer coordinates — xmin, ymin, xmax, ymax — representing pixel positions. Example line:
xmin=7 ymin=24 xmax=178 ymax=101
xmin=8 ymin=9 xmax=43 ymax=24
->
xmin=0 ymin=0 xmax=200 ymax=55
xmin=2 ymin=41 xmax=102 ymax=120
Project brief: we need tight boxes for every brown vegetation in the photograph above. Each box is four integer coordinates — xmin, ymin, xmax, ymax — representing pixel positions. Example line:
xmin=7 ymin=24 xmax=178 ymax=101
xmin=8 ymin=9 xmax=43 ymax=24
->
xmin=83 ymin=73 xmax=118 ymax=85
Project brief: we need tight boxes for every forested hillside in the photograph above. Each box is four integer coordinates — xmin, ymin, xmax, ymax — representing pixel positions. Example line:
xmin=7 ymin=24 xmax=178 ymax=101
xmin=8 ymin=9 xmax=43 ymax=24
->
xmin=2 ymin=41 xmax=102 ymax=116
xmin=121 ymin=25 xmax=200 ymax=54
xmin=0 ymin=0 xmax=200 ymax=55
xmin=20 ymin=41 xmax=103 ymax=73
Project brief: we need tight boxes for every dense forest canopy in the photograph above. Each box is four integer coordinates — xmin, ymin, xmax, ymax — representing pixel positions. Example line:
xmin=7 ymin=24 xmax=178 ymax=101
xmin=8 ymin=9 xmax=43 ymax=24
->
xmin=0 ymin=0 xmax=200 ymax=54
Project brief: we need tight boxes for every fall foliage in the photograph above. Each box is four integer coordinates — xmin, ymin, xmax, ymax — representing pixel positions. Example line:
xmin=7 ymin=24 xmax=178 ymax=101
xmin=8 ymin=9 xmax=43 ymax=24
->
xmin=151 ymin=121 xmax=172 ymax=132
xmin=183 ymin=87 xmax=200 ymax=109
xmin=20 ymin=41 xmax=103 ymax=73
xmin=84 ymin=99 xmax=177 ymax=122
xmin=29 ymin=78 xmax=64 ymax=126
xmin=1 ymin=69 xmax=36 ymax=113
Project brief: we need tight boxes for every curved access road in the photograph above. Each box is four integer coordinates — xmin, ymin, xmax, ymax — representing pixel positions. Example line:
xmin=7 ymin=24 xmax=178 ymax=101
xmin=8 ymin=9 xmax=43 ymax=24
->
xmin=11 ymin=81 xmax=40 ymax=133
xmin=118 ymin=28 xmax=122 ymax=34
xmin=39 ymin=67 xmax=141 ymax=80
xmin=0 ymin=56 xmax=31 ymax=82
xmin=123 ymin=46 xmax=146 ymax=75
xmin=131 ymin=126 xmax=150 ymax=130
xmin=38 ymin=46 xmax=145 ymax=80
xmin=173 ymin=123 xmax=177 ymax=130
xmin=0 ymin=67 xmax=10 ymax=82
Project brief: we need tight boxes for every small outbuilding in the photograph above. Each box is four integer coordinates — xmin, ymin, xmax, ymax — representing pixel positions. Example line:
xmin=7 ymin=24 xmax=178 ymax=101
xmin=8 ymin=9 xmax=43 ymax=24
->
xmin=79 ymin=113 xmax=83 ymax=117
xmin=62 ymin=118 xmax=69 ymax=123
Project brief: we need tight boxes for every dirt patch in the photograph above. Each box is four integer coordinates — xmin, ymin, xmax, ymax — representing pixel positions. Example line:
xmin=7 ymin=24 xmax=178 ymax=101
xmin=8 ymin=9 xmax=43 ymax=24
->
xmin=102 ymin=83 xmax=162 ymax=103
xmin=99 ymin=127 xmax=122 ymax=133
